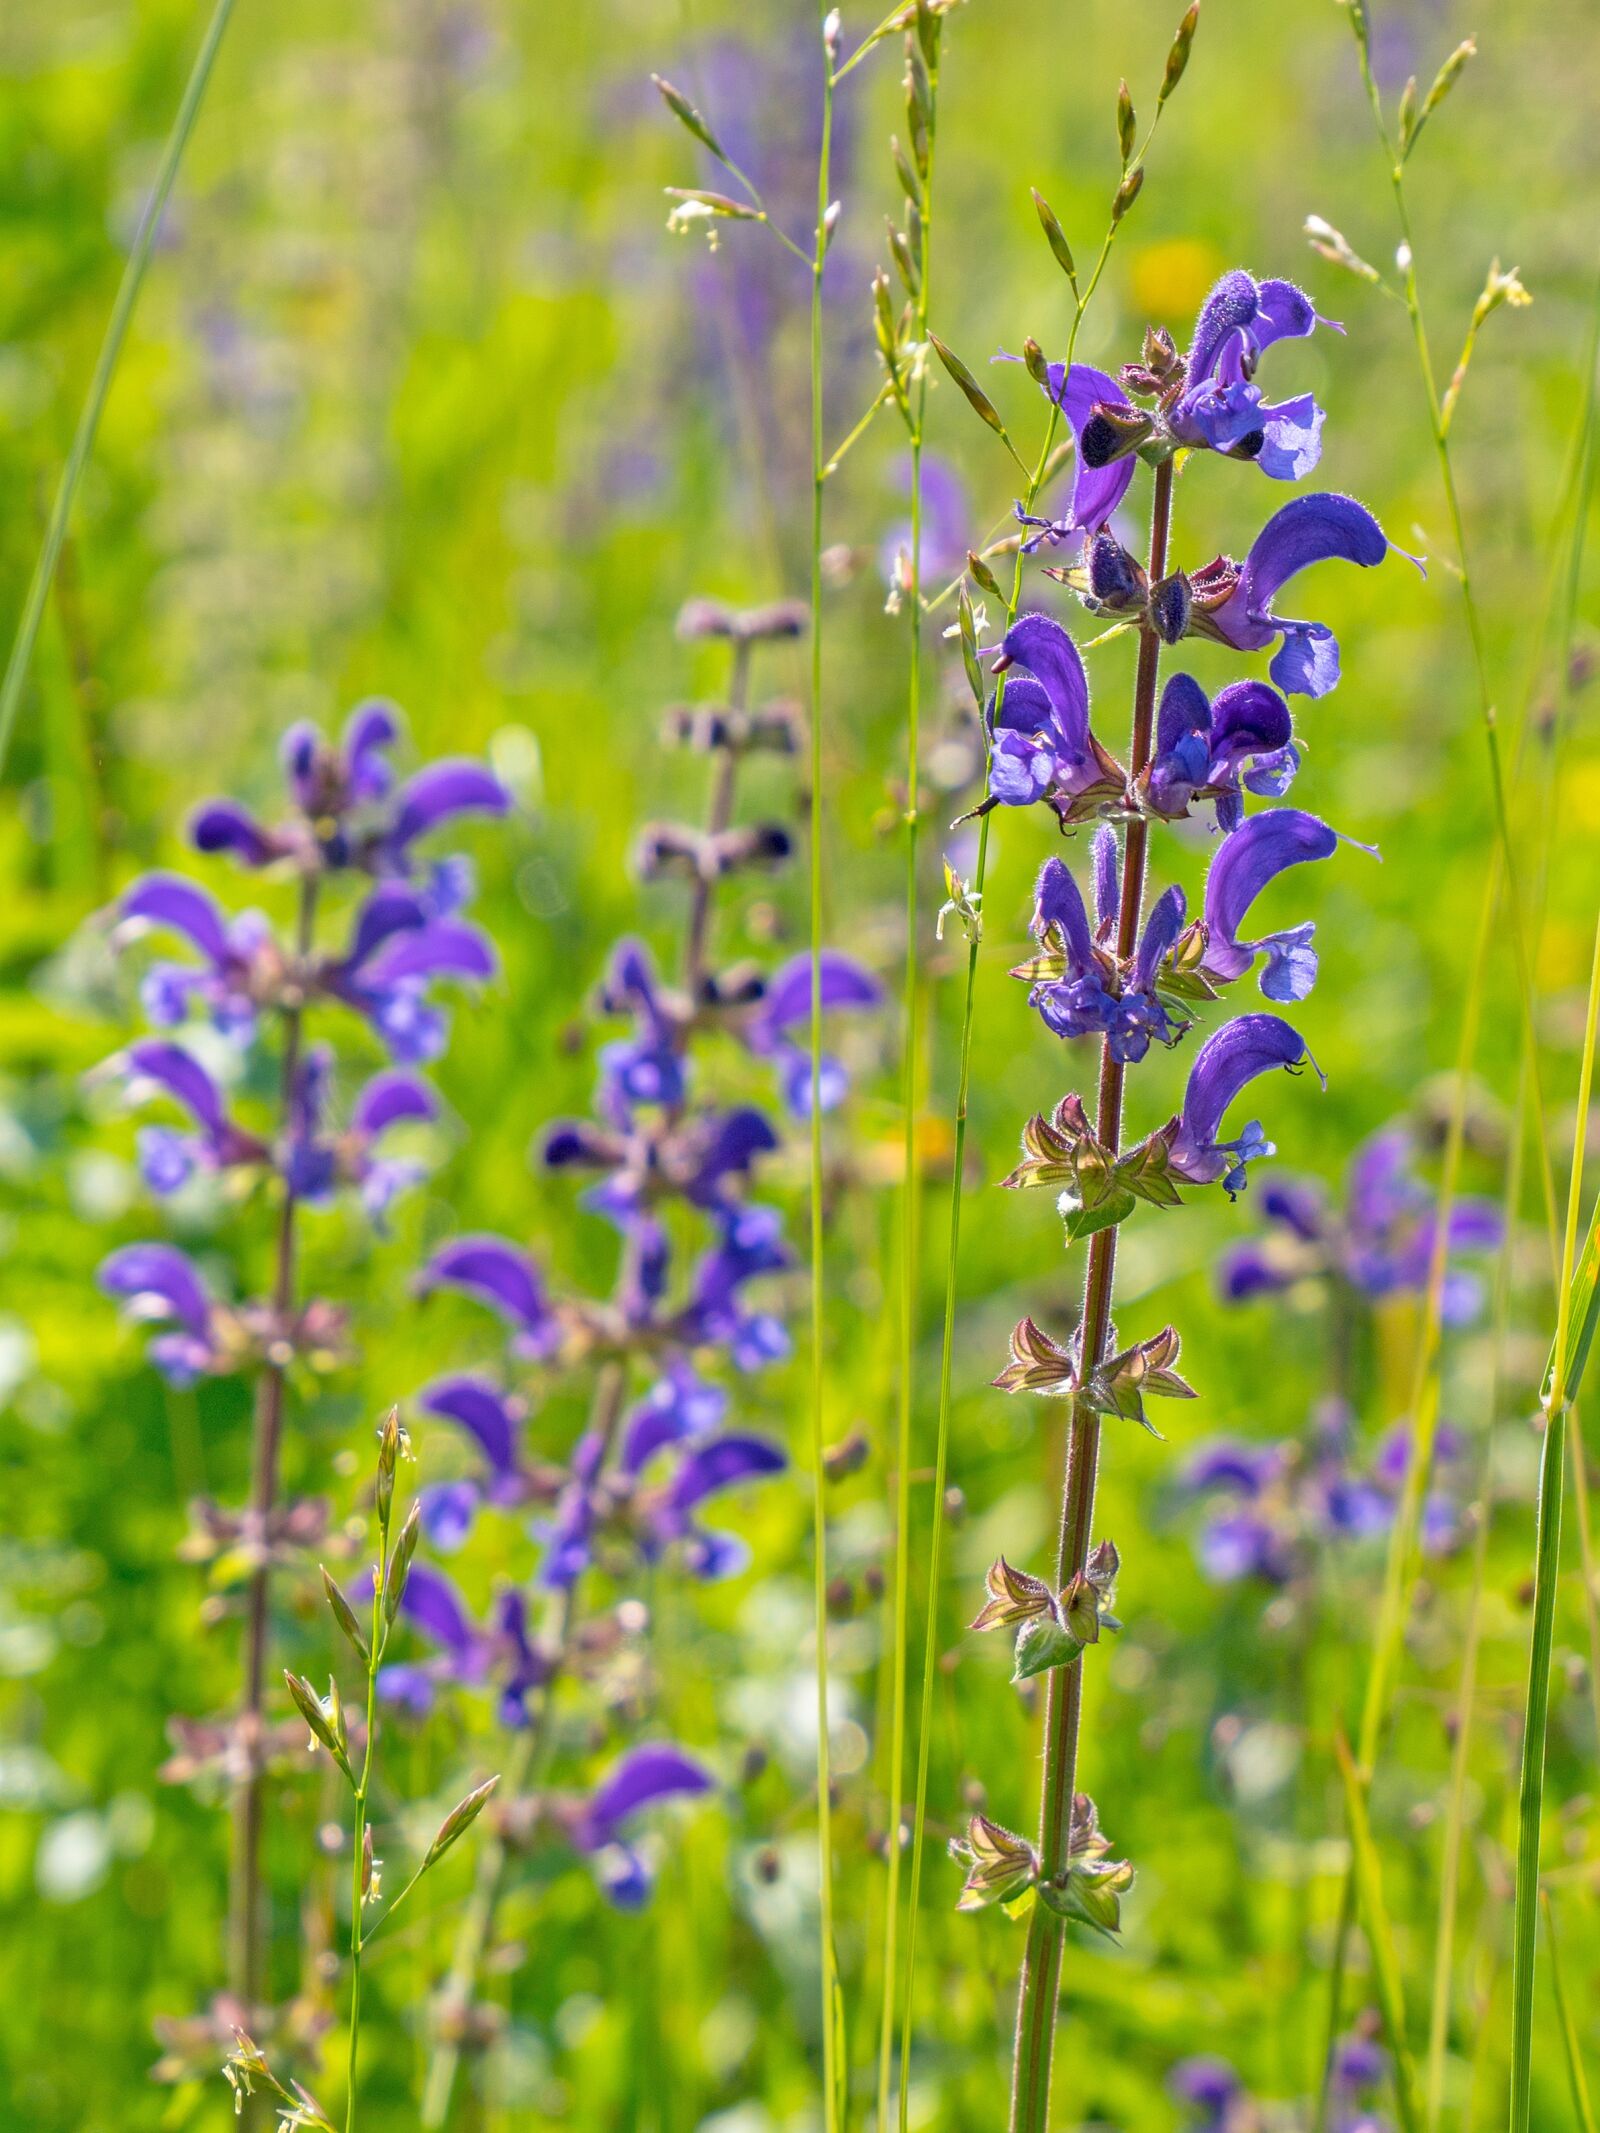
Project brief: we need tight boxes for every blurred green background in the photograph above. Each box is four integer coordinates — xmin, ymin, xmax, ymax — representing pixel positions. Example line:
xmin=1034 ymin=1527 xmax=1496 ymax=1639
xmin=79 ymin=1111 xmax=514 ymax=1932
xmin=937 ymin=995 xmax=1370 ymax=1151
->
xmin=1 ymin=0 xmax=1598 ymax=2127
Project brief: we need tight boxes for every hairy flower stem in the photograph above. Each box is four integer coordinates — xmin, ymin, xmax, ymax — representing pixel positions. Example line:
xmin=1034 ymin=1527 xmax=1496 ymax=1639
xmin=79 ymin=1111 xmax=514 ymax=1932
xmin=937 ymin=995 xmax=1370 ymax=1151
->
xmin=1009 ymin=456 xmax=1173 ymax=2133
xmin=233 ymin=873 xmax=319 ymax=2012
xmin=878 ymin=26 xmax=940 ymax=2128
xmin=808 ymin=16 xmax=843 ymax=2127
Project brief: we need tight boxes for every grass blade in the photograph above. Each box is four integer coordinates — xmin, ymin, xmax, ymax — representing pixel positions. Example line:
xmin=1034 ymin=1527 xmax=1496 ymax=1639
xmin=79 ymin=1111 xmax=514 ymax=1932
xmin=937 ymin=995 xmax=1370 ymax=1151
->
xmin=1542 ymin=1889 xmax=1598 ymax=2133
xmin=1334 ymin=1732 xmax=1422 ymax=2133
xmin=0 ymin=0 xmax=241 ymax=782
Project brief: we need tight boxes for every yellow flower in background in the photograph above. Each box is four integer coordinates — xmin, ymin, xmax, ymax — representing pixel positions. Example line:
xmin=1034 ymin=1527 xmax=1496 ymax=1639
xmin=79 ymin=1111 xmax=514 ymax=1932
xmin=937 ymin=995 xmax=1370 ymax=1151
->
xmin=1128 ymin=237 xmax=1227 ymax=327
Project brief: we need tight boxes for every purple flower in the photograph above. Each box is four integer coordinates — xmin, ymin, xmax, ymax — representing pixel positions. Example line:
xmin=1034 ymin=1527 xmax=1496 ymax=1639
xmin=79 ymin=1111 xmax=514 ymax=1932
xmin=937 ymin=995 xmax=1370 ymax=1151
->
xmin=1168 ymin=271 xmax=1335 ymax=479
xmin=1021 ymin=859 xmax=1188 ymax=1063
xmin=282 ymin=1048 xmax=439 ymax=1221
xmin=1168 ymin=1013 xmax=1321 ymax=1197
xmin=322 ymin=888 xmax=497 ymax=1063
xmin=379 ymin=1564 xmax=549 ymax=1726
xmin=880 ymin=450 xmax=971 ymax=588
xmin=114 ymin=874 xmax=279 ymax=1041
xmin=681 ymin=1203 xmax=792 ymax=1372
xmin=414 ymin=1375 xmax=532 ymax=1549
xmin=106 ymin=1039 xmax=268 ymax=1193
xmin=1168 ymin=2055 xmax=1248 ymax=2130
xmin=1029 ymin=360 xmax=1141 ymax=536
xmin=1200 ymin=808 xmax=1373 ymax=1003
xmin=986 ymin=613 xmax=1121 ymax=817
xmin=1144 ymin=671 xmax=1299 ymax=831
xmin=622 ymin=1367 xmax=729 ymax=1474
xmin=1218 ymin=1122 xmax=1501 ymax=1320
xmin=98 ymin=1243 xmax=227 ymax=1386
xmin=598 ymin=939 xmax=685 ymax=1120
xmin=191 ymin=704 xmax=508 ymax=884
xmin=643 ymin=1431 xmax=788 ymax=1580
xmin=1187 ymin=493 xmax=1419 ymax=699
xmin=574 ymin=1744 xmax=714 ymax=1909
xmin=1178 ymin=1438 xmax=1287 ymax=1498
xmin=743 ymin=951 xmax=881 ymax=1115
xmin=419 ymin=1235 xmax=560 ymax=1359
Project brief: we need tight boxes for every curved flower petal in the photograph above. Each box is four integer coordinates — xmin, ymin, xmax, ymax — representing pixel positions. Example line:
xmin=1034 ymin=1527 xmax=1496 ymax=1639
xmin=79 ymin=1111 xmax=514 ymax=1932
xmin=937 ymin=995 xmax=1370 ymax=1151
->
xmin=1000 ymin=614 xmax=1090 ymax=756
xmin=1131 ymin=883 xmax=1186 ymax=991
xmin=1031 ymin=858 xmax=1096 ymax=970
xmin=124 ymin=1039 xmax=229 ymax=1137
xmin=1224 ymin=493 xmax=1393 ymax=648
xmin=420 ymin=1374 xmax=520 ymax=1476
xmin=189 ymin=802 xmax=284 ymax=868
xmin=389 ymin=761 xmax=510 ymax=851
xmin=420 ymin=1234 xmax=550 ymax=1333
xmin=668 ymin=1433 xmax=786 ymax=1514
xmin=363 ymin=918 xmax=496 ymax=987
xmin=117 ymin=874 xmax=231 ymax=965
xmin=1188 ymin=270 xmax=1261 ymax=382
xmin=582 ymin=1745 xmax=714 ymax=1847
xmin=98 ymin=1242 xmax=212 ymax=1338
xmin=1172 ymin=1011 xmax=1320 ymax=1188
xmin=1202 ymin=809 xmax=1343 ymax=995
xmin=1039 ymin=361 xmax=1138 ymax=532
xmin=399 ymin=1561 xmax=479 ymax=1656
xmin=1091 ymin=826 xmax=1120 ymax=932
xmin=1255 ymin=393 xmax=1325 ymax=481
xmin=352 ymin=1070 xmax=439 ymax=1139
xmin=341 ymin=699 xmax=401 ymax=800
xmin=757 ymin=950 xmax=882 ymax=1031
xmin=344 ymin=886 xmax=431 ymax=971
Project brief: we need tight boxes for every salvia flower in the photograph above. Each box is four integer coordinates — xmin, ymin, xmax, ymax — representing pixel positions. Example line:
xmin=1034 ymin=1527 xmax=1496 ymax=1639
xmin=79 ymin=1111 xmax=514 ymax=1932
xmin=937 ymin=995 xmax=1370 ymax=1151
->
xmin=1166 ymin=270 xmax=1335 ymax=478
xmin=571 ymin=1744 xmax=714 ymax=1909
xmin=985 ymin=612 xmax=1123 ymax=819
xmin=1183 ymin=492 xmax=1418 ymax=698
xmin=1015 ymin=858 xmax=1192 ymax=1064
xmin=1142 ymin=670 xmax=1300 ymax=832
xmin=1165 ymin=1012 xmax=1322 ymax=1197
xmin=1198 ymin=806 xmax=1374 ymax=1004
xmin=740 ymin=950 xmax=883 ymax=1114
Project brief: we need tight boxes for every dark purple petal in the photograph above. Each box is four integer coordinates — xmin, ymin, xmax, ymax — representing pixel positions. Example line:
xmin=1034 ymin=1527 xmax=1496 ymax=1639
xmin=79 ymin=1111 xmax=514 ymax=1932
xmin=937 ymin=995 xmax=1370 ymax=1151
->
xmin=124 ymin=1040 xmax=229 ymax=1136
xmin=1039 ymin=362 xmax=1138 ymax=531
xmin=344 ymin=886 xmax=430 ymax=970
xmin=1091 ymin=826 xmax=1119 ymax=931
xmin=363 ymin=918 xmax=496 ymax=987
xmin=117 ymin=874 xmax=231 ymax=965
xmin=1188 ymin=270 xmax=1260 ymax=382
xmin=1231 ymin=493 xmax=1391 ymax=629
xmin=189 ymin=802 xmax=284 ymax=868
xmin=98 ymin=1243 xmax=212 ymax=1338
xmin=1209 ymin=681 xmax=1293 ymax=766
xmin=420 ymin=1374 xmax=520 ymax=1476
xmin=582 ymin=1744 xmax=714 ymax=1846
xmin=353 ymin=1070 xmax=439 ymax=1139
xmin=1173 ymin=1013 xmax=1316 ymax=1182
xmin=421 ymin=1234 xmax=550 ymax=1332
xmin=758 ymin=951 xmax=882 ymax=1032
xmin=389 ymin=761 xmax=510 ymax=850
xmin=1000 ymin=613 xmax=1090 ymax=756
xmin=1131 ymin=883 xmax=1186 ymax=991
xmin=1031 ymin=858 xmax=1096 ymax=970
xmin=1202 ymin=809 xmax=1340 ymax=983
xmin=399 ymin=1561 xmax=478 ymax=1655
xmin=668 ymin=1433 xmax=787 ymax=1514
xmin=342 ymin=700 xmax=401 ymax=800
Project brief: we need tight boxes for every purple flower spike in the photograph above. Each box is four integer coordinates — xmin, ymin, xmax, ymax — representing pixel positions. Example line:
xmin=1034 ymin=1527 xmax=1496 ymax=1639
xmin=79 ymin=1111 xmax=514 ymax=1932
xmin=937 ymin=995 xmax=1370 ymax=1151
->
xmin=1201 ymin=807 xmax=1370 ymax=1002
xmin=420 ymin=1235 xmax=558 ymax=1357
xmin=1194 ymin=493 xmax=1418 ymax=699
xmin=579 ymin=1745 xmax=714 ymax=1852
xmin=1169 ymin=1012 xmax=1322 ymax=1196
xmin=1146 ymin=672 xmax=1299 ymax=829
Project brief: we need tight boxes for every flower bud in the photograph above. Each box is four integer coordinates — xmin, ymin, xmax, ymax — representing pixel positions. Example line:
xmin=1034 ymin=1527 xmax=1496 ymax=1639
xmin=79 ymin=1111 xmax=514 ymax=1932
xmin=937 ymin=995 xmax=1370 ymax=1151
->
xmin=425 ymin=1775 xmax=501 ymax=1869
xmin=950 ymin=1814 xmax=1039 ymax=1911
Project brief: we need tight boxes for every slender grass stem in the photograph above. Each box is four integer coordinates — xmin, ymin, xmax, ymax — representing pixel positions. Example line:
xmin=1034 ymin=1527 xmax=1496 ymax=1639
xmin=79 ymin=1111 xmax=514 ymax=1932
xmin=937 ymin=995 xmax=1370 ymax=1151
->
xmin=1541 ymin=1889 xmax=1598 ymax=2133
xmin=877 ymin=29 xmax=941 ymax=2127
xmin=0 ymin=0 xmax=240 ymax=782
xmin=1008 ymin=456 xmax=1173 ymax=2133
xmin=1509 ymin=908 xmax=1600 ymax=2132
xmin=234 ymin=872 xmax=318 ymax=2012
xmin=345 ymin=1496 xmax=391 ymax=2132
xmin=806 ymin=19 xmax=843 ymax=2127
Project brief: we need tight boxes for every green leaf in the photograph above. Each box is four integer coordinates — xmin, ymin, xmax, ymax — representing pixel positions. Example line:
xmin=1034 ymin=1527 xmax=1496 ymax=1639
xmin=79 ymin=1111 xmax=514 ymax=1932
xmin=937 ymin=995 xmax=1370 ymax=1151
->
xmin=1062 ymin=1188 xmax=1136 ymax=1244
xmin=1012 ymin=1614 xmax=1082 ymax=1683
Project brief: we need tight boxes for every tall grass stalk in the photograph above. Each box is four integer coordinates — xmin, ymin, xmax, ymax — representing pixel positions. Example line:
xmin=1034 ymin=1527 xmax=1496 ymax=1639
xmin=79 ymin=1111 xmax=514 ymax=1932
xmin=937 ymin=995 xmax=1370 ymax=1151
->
xmin=1508 ymin=908 xmax=1600 ymax=2132
xmin=0 ymin=0 xmax=240 ymax=782
xmin=877 ymin=16 xmax=943 ymax=2130
xmin=1541 ymin=1889 xmax=1598 ymax=2133
xmin=807 ymin=15 xmax=844 ymax=2124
